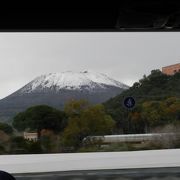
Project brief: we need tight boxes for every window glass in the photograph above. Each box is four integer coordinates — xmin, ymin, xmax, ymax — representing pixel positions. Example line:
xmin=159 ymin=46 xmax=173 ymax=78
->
xmin=0 ymin=33 xmax=180 ymax=155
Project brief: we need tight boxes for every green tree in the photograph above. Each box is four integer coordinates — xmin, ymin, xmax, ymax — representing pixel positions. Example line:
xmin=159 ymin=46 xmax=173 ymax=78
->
xmin=40 ymin=129 xmax=59 ymax=153
xmin=0 ymin=130 xmax=10 ymax=154
xmin=10 ymin=136 xmax=29 ymax=154
xmin=64 ymin=99 xmax=90 ymax=117
xmin=62 ymin=102 xmax=115 ymax=149
xmin=27 ymin=141 xmax=42 ymax=154
xmin=13 ymin=105 xmax=67 ymax=138
xmin=10 ymin=136 xmax=42 ymax=154
xmin=0 ymin=122 xmax=13 ymax=135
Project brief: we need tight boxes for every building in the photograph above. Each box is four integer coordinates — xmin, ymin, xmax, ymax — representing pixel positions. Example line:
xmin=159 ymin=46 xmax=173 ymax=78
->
xmin=24 ymin=132 xmax=38 ymax=142
xmin=162 ymin=63 xmax=180 ymax=75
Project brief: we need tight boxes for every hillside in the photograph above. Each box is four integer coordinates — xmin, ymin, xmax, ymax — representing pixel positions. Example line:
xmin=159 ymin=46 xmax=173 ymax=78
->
xmin=104 ymin=70 xmax=180 ymax=134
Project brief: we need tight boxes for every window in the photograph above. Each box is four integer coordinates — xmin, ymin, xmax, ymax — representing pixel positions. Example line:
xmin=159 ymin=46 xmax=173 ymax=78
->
xmin=0 ymin=33 xmax=180 ymax=155
xmin=0 ymin=33 xmax=180 ymax=154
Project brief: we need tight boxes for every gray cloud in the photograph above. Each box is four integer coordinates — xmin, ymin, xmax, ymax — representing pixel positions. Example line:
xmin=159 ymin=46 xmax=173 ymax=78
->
xmin=0 ymin=32 xmax=179 ymax=99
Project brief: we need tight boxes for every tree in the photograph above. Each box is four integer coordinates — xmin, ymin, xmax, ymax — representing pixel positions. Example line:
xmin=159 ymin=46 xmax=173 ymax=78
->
xmin=40 ymin=129 xmax=59 ymax=153
xmin=0 ymin=122 xmax=13 ymax=135
xmin=10 ymin=136 xmax=42 ymax=154
xmin=13 ymin=105 xmax=67 ymax=138
xmin=0 ymin=130 xmax=10 ymax=154
xmin=64 ymin=99 xmax=90 ymax=117
xmin=10 ymin=136 xmax=29 ymax=154
xmin=62 ymin=102 xmax=115 ymax=149
xmin=81 ymin=104 xmax=115 ymax=135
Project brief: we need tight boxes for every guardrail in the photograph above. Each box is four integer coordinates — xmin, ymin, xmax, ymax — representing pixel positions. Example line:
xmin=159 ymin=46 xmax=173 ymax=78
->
xmin=83 ymin=133 xmax=179 ymax=143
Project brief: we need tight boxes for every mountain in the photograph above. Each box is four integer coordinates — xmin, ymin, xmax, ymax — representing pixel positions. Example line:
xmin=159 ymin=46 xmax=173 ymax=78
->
xmin=0 ymin=71 xmax=129 ymax=122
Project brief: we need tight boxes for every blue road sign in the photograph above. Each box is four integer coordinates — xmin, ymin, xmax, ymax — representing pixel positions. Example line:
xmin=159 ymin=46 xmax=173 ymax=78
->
xmin=123 ymin=97 xmax=135 ymax=109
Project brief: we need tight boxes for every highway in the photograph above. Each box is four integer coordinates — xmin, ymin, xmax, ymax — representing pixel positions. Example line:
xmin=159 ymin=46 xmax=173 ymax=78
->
xmin=13 ymin=168 xmax=180 ymax=180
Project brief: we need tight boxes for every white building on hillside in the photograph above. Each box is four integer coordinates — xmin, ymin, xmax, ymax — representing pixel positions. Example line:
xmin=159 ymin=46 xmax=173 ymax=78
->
xmin=24 ymin=132 xmax=38 ymax=142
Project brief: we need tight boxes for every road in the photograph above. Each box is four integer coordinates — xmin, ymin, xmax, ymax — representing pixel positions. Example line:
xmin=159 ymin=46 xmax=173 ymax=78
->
xmin=14 ymin=168 xmax=180 ymax=180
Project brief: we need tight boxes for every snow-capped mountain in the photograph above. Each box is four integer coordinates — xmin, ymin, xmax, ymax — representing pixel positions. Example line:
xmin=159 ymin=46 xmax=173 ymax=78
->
xmin=0 ymin=71 xmax=129 ymax=122
xmin=18 ymin=71 xmax=128 ymax=94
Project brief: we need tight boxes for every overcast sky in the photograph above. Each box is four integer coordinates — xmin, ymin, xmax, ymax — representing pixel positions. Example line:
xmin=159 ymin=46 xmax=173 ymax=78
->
xmin=0 ymin=32 xmax=179 ymax=99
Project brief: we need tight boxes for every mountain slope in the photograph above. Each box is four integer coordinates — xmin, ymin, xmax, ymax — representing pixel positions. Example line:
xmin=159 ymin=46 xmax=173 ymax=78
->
xmin=0 ymin=71 xmax=128 ymax=122
xmin=104 ymin=70 xmax=180 ymax=133
xmin=103 ymin=70 xmax=180 ymax=134
xmin=105 ymin=69 xmax=180 ymax=110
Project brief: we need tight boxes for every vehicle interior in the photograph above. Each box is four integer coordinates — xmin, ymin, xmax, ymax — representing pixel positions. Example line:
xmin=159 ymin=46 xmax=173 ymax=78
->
xmin=1 ymin=4 xmax=180 ymax=180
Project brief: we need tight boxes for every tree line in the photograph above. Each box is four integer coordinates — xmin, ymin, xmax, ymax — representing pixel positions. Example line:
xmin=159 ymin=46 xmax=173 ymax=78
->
xmin=0 ymin=100 xmax=115 ymax=154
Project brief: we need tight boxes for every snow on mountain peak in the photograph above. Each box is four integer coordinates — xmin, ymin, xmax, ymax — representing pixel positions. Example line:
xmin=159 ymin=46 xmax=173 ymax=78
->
xmin=20 ymin=71 xmax=129 ymax=93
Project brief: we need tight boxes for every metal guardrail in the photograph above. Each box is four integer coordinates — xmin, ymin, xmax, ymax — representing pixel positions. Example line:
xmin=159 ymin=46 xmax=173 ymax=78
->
xmin=83 ymin=133 xmax=180 ymax=143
